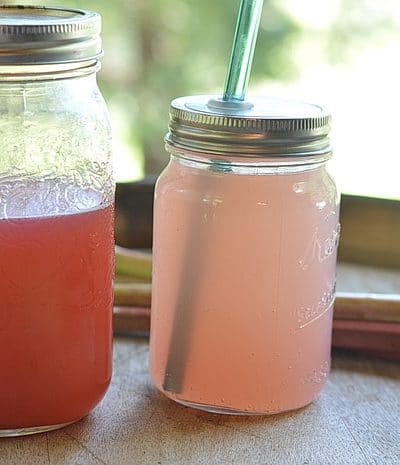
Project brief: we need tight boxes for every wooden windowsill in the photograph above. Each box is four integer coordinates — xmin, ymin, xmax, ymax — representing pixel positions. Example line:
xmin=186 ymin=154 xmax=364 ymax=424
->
xmin=115 ymin=179 xmax=400 ymax=269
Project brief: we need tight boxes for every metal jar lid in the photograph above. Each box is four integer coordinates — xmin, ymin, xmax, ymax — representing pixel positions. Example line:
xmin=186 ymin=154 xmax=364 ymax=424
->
xmin=0 ymin=5 xmax=101 ymax=64
xmin=166 ymin=95 xmax=332 ymax=159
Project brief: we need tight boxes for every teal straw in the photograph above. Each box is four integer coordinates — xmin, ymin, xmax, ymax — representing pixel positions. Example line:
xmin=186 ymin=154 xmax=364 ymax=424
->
xmin=223 ymin=0 xmax=264 ymax=102
xmin=163 ymin=0 xmax=265 ymax=395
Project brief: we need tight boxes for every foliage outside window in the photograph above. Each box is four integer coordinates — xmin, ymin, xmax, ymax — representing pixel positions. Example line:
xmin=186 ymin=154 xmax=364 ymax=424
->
xmin=9 ymin=0 xmax=400 ymax=200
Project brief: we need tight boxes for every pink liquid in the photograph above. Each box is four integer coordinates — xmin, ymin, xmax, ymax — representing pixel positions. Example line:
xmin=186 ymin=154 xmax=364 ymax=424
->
xmin=0 ymin=196 xmax=114 ymax=429
xmin=150 ymin=158 xmax=339 ymax=414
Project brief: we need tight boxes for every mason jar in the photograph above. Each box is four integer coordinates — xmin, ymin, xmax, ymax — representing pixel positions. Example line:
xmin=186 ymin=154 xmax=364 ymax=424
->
xmin=150 ymin=95 xmax=340 ymax=415
xmin=0 ymin=6 xmax=114 ymax=436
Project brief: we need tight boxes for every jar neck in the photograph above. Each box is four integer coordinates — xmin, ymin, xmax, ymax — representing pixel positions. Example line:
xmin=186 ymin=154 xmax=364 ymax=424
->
xmin=0 ymin=60 xmax=100 ymax=83
xmin=168 ymin=145 xmax=331 ymax=174
xmin=0 ymin=69 xmax=100 ymax=115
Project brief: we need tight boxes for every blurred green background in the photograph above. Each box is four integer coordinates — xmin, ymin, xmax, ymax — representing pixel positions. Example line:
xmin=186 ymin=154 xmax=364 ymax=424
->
xmin=6 ymin=0 xmax=400 ymax=199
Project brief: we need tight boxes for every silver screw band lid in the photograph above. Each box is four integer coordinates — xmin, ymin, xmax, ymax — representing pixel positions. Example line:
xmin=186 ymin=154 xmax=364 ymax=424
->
xmin=0 ymin=5 xmax=102 ymax=64
xmin=166 ymin=95 xmax=332 ymax=159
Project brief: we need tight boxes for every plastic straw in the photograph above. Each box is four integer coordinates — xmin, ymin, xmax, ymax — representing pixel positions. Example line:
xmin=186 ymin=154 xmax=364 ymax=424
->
xmin=162 ymin=0 xmax=265 ymax=394
xmin=223 ymin=0 xmax=264 ymax=102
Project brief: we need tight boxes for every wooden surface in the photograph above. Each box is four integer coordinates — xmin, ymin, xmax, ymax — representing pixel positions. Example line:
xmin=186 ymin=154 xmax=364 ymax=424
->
xmin=1 ymin=264 xmax=400 ymax=465
xmin=339 ymin=195 xmax=400 ymax=268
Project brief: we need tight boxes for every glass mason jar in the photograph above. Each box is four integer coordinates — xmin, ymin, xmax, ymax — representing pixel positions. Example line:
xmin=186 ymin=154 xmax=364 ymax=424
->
xmin=0 ymin=6 xmax=114 ymax=436
xmin=150 ymin=95 xmax=340 ymax=415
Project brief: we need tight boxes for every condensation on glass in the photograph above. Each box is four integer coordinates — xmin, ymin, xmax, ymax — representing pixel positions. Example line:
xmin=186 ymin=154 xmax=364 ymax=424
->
xmin=150 ymin=95 xmax=340 ymax=415
xmin=0 ymin=6 xmax=114 ymax=436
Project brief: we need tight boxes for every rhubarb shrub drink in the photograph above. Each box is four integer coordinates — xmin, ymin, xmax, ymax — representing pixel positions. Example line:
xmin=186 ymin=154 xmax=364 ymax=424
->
xmin=150 ymin=95 xmax=340 ymax=415
xmin=0 ymin=185 xmax=114 ymax=432
xmin=0 ymin=6 xmax=114 ymax=436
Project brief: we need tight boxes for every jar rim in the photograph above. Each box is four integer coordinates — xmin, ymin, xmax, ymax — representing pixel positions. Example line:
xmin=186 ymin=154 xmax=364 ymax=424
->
xmin=166 ymin=144 xmax=332 ymax=168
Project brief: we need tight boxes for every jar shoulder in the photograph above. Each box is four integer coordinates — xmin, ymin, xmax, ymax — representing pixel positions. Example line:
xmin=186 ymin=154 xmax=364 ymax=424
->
xmin=156 ymin=158 xmax=339 ymax=205
xmin=0 ymin=77 xmax=111 ymax=132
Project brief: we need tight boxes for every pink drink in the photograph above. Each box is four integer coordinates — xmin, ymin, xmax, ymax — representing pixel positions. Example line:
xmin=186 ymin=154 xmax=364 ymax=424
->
xmin=150 ymin=157 xmax=339 ymax=414
xmin=0 ymin=184 xmax=114 ymax=429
